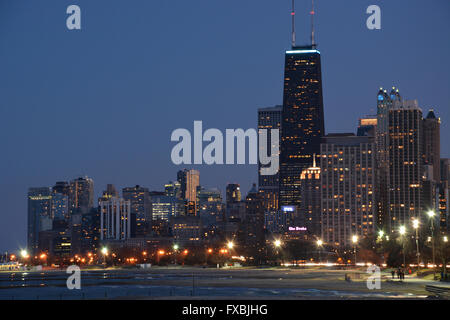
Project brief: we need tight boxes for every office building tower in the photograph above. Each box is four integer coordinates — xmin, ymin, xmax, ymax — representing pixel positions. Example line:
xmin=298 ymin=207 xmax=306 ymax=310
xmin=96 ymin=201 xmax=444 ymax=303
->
xmin=171 ymin=216 xmax=202 ymax=244
xmin=226 ymin=184 xmax=241 ymax=204
xmin=165 ymin=181 xmax=181 ymax=199
xmin=320 ymin=134 xmax=376 ymax=248
xmin=238 ymin=184 xmax=265 ymax=263
xmin=51 ymin=192 xmax=69 ymax=221
xmin=387 ymin=99 xmax=423 ymax=229
xmin=423 ymin=110 xmax=441 ymax=182
xmin=357 ymin=115 xmax=377 ymax=137
xmin=279 ymin=45 xmax=325 ymax=209
xmin=439 ymin=159 xmax=450 ymax=232
xmin=299 ymin=155 xmax=321 ymax=237
xmin=123 ymin=185 xmax=152 ymax=237
xmin=150 ymin=191 xmax=184 ymax=222
xmin=258 ymin=106 xmax=282 ymax=212
xmin=69 ymin=176 xmax=94 ymax=214
xmin=52 ymin=181 xmax=70 ymax=196
xmin=27 ymin=187 xmax=52 ymax=255
xmin=225 ymin=183 xmax=245 ymax=222
xmin=375 ymin=88 xmax=400 ymax=227
xmin=99 ymin=196 xmax=131 ymax=240
xmin=197 ymin=187 xmax=223 ymax=227
xmin=177 ymin=169 xmax=200 ymax=212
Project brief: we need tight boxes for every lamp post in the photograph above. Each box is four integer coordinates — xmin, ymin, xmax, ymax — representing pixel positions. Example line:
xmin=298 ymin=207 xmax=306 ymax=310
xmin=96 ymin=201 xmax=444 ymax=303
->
xmin=317 ymin=239 xmax=323 ymax=264
xmin=427 ymin=210 xmax=436 ymax=276
xmin=101 ymin=247 xmax=108 ymax=266
xmin=413 ymin=219 xmax=420 ymax=272
xmin=378 ymin=230 xmax=385 ymax=264
xmin=399 ymin=226 xmax=406 ymax=268
xmin=352 ymin=235 xmax=358 ymax=266
xmin=273 ymin=239 xmax=282 ymax=265
xmin=173 ymin=244 xmax=179 ymax=265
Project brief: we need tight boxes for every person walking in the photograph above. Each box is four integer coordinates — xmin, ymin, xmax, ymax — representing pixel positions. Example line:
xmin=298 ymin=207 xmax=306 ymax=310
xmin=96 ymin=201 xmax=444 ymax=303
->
xmin=391 ymin=270 xmax=395 ymax=279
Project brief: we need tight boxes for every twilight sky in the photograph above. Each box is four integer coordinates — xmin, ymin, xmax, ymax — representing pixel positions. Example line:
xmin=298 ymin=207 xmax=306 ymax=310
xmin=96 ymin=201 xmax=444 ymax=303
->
xmin=0 ymin=0 xmax=449 ymax=252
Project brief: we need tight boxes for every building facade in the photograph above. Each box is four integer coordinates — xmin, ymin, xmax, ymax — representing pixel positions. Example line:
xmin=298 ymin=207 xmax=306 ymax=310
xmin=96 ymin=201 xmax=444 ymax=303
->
xmin=320 ymin=134 xmax=376 ymax=248
xmin=258 ymin=106 xmax=281 ymax=213
xmin=280 ymin=46 xmax=325 ymax=210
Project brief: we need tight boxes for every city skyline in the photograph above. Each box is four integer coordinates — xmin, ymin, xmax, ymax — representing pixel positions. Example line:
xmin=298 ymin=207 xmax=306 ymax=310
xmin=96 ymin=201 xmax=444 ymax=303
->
xmin=1 ymin=0 xmax=450 ymax=253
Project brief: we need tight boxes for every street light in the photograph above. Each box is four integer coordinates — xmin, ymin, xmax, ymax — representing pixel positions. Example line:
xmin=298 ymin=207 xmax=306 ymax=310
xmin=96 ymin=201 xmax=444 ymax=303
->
xmin=352 ymin=235 xmax=358 ymax=266
xmin=427 ymin=210 xmax=436 ymax=275
xmin=399 ymin=226 xmax=406 ymax=268
xmin=413 ymin=219 xmax=420 ymax=272
xmin=227 ymin=241 xmax=234 ymax=250
xmin=101 ymin=247 xmax=108 ymax=265
xmin=274 ymin=240 xmax=282 ymax=248
xmin=20 ymin=249 xmax=29 ymax=259
xmin=317 ymin=239 xmax=323 ymax=264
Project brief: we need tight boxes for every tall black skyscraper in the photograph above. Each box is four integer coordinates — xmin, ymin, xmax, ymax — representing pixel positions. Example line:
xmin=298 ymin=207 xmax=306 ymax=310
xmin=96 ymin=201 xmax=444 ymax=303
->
xmin=279 ymin=45 xmax=325 ymax=208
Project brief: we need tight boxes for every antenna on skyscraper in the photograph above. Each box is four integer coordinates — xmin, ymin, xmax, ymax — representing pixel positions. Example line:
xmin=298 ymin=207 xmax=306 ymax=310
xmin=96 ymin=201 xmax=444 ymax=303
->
xmin=311 ymin=0 xmax=316 ymax=47
xmin=291 ymin=0 xmax=296 ymax=48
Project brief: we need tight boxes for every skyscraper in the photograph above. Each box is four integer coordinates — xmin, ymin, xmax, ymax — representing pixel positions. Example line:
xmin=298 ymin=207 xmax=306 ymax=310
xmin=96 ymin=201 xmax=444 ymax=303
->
xmin=99 ymin=196 xmax=131 ymax=241
xmin=238 ymin=184 xmax=265 ymax=263
xmin=387 ymin=99 xmax=423 ymax=229
xmin=423 ymin=109 xmax=441 ymax=182
xmin=27 ymin=187 xmax=52 ymax=255
xmin=299 ymin=156 xmax=321 ymax=237
xmin=69 ymin=176 xmax=94 ymax=215
xmin=320 ymin=134 xmax=376 ymax=248
xmin=258 ymin=106 xmax=281 ymax=212
xmin=123 ymin=185 xmax=152 ymax=237
xmin=177 ymin=169 xmax=200 ymax=213
xmin=279 ymin=45 xmax=325 ymax=209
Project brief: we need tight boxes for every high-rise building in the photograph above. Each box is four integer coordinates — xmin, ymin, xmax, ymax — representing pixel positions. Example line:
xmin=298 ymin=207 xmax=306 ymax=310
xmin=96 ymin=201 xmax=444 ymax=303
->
xmin=150 ymin=191 xmax=183 ymax=222
xmin=423 ymin=110 xmax=441 ymax=182
xmin=51 ymin=192 xmax=69 ymax=221
xmin=69 ymin=176 xmax=94 ymax=215
xmin=27 ymin=187 xmax=52 ymax=255
xmin=299 ymin=156 xmax=321 ymax=237
xmin=165 ymin=181 xmax=181 ymax=199
xmin=279 ymin=45 xmax=325 ymax=209
xmin=226 ymin=184 xmax=241 ymax=204
xmin=225 ymin=183 xmax=245 ymax=222
xmin=238 ymin=184 xmax=265 ymax=263
xmin=99 ymin=196 xmax=131 ymax=241
xmin=357 ymin=115 xmax=377 ymax=137
xmin=197 ymin=187 xmax=223 ymax=227
xmin=320 ymin=134 xmax=376 ymax=248
xmin=122 ymin=185 xmax=152 ymax=237
xmin=258 ymin=106 xmax=281 ymax=212
xmin=439 ymin=159 xmax=450 ymax=232
xmin=177 ymin=169 xmax=200 ymax=213
xmin=387 ymin=99 xmax=423 ymax=229
xmin=375 ymin=88 xmax=401 ymax=226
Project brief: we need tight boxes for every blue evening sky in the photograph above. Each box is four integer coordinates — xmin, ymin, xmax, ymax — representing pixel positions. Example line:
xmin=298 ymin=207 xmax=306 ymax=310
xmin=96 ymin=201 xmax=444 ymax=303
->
xmin=0 ymin=0 xmax=449 ymax=251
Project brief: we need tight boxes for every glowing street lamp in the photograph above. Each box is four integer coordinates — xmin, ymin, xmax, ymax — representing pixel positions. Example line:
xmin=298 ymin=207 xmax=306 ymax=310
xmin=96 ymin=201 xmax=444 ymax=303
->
xmin=399 ymin=226 xmax=406 ymax=267
xmin=317 ymin=239 xmax=323 ymax=263
xmin=274 ymin=240 xmax=282 ymax=248
xmin=173 ymin=244 xmax=179 ymax=251
xmin=227 ymin=241 xmax=234 ymax=250
xmin=101 ymin=247 xmax=108 ymax=265
xmin=378 ymin=230 xmax=385 ymax=240
xmin=352 ymin=236 xmax=358 ymax=265
xmin=413 ymin=219 xmax=421 ymax=271
xmin=427 ymin=210 xmax=436 ymax=274
xmin=20 ymin=249 xmax=29 ymax=259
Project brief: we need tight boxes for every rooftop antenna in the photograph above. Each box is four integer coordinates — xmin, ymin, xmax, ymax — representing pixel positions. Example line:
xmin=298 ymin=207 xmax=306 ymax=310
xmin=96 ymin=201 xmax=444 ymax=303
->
xmin=291 ymin=0 xmax=296 ymax=48
xmin=311 ymin=0 xmax=316 ymax=47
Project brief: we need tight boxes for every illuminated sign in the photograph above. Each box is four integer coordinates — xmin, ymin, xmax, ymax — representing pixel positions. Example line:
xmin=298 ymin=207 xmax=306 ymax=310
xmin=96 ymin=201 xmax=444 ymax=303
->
xmin=288 ymin=227 xmax=307 ymax=231
xmin=281 ymin=206 xmax=295 ymax=212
